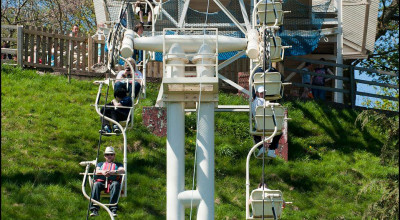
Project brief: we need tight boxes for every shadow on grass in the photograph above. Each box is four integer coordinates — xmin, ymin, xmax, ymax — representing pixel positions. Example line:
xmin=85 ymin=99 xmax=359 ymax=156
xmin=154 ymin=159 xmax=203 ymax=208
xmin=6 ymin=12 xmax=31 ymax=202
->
xmin=288 ymin=100 xmax=382 ymax=160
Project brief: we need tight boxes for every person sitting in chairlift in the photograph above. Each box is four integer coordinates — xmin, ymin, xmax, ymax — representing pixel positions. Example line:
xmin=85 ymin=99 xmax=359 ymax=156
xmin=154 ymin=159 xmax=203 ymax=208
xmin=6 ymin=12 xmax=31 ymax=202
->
xmin=133 ymin=22 xmax=144 ymax=65
xmin=101 ymin=86 xmax=133 ymax=134
xmin=135 ymin=0 xmax=156 ymax=28
xmin=90 ymin=146 xmax=125 ymax=217
xmin=115 ymin=57 xmax=143 ymax=100
xmin=251 ymin=86 xmax=283 ymax=158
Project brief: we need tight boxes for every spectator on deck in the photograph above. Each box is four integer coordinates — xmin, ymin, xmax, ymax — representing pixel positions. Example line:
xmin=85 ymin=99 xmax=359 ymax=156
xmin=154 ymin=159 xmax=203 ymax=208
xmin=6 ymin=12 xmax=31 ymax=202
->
xmin=311 ymin=58 xmax=334 ymax=101
xmin=301 ymin=62 xmax=313 ymax=99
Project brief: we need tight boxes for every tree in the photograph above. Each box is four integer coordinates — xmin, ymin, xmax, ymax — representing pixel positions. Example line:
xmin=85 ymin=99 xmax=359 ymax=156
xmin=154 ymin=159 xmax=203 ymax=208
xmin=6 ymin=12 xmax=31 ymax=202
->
xmin=355 ymin=0 xmax=399 ymax=111
xmin=1 ymin=0 xmax=96 ymax=35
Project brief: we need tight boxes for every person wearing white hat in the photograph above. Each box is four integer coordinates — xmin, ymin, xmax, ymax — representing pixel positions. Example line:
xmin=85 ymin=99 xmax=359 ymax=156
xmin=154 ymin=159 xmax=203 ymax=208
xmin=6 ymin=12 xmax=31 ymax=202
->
xmin=251 ymin=86 xmax=282 ymax=158
xmin=90 ymin=146 xmax=125 ymax=217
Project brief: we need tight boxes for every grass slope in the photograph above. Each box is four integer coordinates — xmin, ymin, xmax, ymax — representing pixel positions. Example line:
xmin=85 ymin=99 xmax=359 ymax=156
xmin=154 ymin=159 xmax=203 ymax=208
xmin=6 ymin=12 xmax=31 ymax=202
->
xmin=1 ymin=65 xmax=397 ymax=219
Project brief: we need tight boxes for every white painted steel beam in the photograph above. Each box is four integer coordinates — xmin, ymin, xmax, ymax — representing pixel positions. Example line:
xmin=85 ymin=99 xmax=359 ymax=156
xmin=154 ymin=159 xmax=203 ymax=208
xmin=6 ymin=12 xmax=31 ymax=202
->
xmin=178 ymin=0 xmax=191 ymax=28
xmin=161 ymin=8 xmax=179 ymax=27
xmin=213 ymin=0 xmax=247 ymax=35
xmin=134 ymin=35 xmax=247 ymax=52
xmin=239 ymin=0 xmax=251 ymax=31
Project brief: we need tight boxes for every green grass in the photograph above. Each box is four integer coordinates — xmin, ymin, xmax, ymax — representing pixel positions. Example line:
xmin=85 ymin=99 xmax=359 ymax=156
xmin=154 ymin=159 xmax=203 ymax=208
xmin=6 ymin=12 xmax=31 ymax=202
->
xmin=1 ymin=65 xmax=398 ymax=219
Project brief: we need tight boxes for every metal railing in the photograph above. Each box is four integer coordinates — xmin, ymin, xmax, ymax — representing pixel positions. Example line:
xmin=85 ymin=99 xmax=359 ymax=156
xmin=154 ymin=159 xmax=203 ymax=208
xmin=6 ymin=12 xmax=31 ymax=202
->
xmin=285 ymin=56 xmax=399 ymax=108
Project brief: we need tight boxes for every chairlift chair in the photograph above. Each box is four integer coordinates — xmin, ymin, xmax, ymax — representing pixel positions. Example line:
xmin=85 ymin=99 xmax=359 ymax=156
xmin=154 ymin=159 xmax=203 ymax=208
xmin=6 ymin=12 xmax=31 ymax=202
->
xmin=252 ymin=103 xmax=285 ymax=136
xmin=256 ymin=0 xmax=284 ymax=26
xmin=249 ymin=188 xmax=284 ymax=219
xmin=253 ymin=71 xmax=283 ymax=101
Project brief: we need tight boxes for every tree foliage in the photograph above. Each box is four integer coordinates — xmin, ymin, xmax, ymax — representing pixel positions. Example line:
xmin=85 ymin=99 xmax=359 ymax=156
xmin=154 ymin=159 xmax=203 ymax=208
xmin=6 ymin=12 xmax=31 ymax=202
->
xmin=1 ymin=0 xmax=96 ymax=34
xmin=356 ymin=0 xmax=399 ymax=110
xmin=356 ymin=110 xmax=399 ymax=219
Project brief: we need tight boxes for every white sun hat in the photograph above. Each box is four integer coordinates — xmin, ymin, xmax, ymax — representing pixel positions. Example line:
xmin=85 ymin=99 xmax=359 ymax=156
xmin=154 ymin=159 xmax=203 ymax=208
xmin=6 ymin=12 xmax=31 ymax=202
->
xmin=104 ymin=146 xmax=116 ymax=155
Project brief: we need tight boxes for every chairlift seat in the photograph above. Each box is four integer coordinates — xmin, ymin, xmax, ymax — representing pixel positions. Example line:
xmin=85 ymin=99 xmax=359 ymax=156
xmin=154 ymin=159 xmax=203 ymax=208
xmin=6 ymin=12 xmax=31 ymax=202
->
xmin=257 ymin=1 xmax=284 ymax=26
xmin=254 ymin=103 xmax=284 ymax=132
xmin=260 ymin=36 xmax=283 ymax=63
xmin=253 ymin=72 xmax=282 ymax=99
xmin=89 ymin=174 xmax=126 ymax=198
xmin=250 ymin=188 xmax=284 ymax=219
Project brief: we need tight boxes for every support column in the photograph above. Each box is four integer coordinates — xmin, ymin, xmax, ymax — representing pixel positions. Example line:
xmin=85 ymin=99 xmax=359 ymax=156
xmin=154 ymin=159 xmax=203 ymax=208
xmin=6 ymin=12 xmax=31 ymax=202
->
xmin=335 ymin=0 xmax=344 ymax=103
xmin=194 ymin=43 xmax=215 ymax=220
xmin=196 ymin=102 xmax=215 ymax=220
xmin=166 ymin=102 xmax=185 ymax=220
xmin=166 ymin=43 xmax=186 ymax=220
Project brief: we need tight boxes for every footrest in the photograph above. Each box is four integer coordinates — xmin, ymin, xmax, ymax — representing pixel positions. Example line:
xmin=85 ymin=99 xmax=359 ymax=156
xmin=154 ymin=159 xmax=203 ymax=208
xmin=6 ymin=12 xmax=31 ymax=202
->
xmin=99 ymin=130 xmax=121 ymax=136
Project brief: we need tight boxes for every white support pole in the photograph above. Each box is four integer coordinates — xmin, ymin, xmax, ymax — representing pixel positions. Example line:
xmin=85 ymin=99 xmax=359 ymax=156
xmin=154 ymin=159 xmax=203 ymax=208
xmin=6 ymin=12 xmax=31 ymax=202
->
xmin=193 ymin=43 xmax=215 ymax=220
xmin=196 ymin=102 xmax=215 ymax=220
xmin=335 ymin=0 xmax=344 ymax=103
xmin=166 ymin=101 xmax=185 ymax=220
xmin=166 ymin=43 xmax=186 ymax=220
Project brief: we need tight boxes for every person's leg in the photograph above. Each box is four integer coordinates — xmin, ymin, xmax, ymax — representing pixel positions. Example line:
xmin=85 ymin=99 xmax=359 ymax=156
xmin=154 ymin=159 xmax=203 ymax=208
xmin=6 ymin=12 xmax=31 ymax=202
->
xmin=269 ymin=133 xmax=283 ymax=150
xmin=253 ymin=135 xmax=263 ymax=150
xmin=90 ymin=182 xmax=105 ymax=211
xmin=100 ymin=106 xmax=112 ymax=127
xmin=109 ymin=181 xmax=121 ymax=212
xmin=320 ymin=89 xmax=326 ymax=101
xmin=139 ymin=10 xmax=144 ymax=23
xmin=312 ymin=89 xmax=320 ymax=100
xmin=114 ymin=81 xmax=126 ymax=93
xmin=114 ymin=109 xmax=129 ymax=122
xmin=134 ymin=81 xmax=141 ymax=98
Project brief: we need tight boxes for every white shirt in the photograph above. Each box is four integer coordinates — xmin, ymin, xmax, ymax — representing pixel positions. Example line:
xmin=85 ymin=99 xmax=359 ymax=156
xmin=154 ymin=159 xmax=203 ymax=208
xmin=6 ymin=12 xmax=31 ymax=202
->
xmin=116 ymin=70 xmax=143 ymax=83
xmin=251 ymin=96 xmax=265 ymax=118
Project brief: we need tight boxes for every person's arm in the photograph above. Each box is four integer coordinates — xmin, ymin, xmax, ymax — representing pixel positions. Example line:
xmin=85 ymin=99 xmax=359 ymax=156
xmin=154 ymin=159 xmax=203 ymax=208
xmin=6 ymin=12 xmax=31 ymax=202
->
xmin=112 ymin=99 xmax=123 ymax=107
xmin=113 ymin=167 xmax=125 ymax=175
xmin=95 ymin=163 xmax=104 ymax=175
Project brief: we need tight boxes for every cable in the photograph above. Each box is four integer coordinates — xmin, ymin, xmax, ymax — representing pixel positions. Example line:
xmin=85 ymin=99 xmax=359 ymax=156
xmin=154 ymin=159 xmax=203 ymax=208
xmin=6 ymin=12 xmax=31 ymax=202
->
xmin=261 ymin=0 xmax=269 ymax=219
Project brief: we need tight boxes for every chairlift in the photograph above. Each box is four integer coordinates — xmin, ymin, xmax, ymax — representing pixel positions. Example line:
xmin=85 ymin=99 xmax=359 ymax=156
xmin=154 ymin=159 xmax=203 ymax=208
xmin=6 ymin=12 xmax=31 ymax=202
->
xmin=249 ymin=189 xmax=284 ymax=219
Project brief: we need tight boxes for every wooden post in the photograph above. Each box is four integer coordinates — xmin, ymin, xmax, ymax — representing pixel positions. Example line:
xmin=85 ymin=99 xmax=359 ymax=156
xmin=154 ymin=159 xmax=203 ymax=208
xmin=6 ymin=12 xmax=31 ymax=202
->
xmin=24 ymin=25 xmax=29 ymax=63
xmin=35 ymin=27 xmax=41 ymax=64
xmin=88 ymin=35 xmax=93 ymax=71
xmin=83 ymin=38 xmax=87 ymax=71
xmin=60 ymin=32 xmax=65 ymax=68
xmin=54 ymin=31 xmax=59 ymax=67
xmin=68 ymin=48 xmax=72 ymax=83
xmin=29 ymin=26 xmax=34 ymax=65
xmin=41 ymin=28 xmax=47 ymax=66
xmin=349 ymin=66 xmax=355 ymax=108
xmin=48 ymin=28 xmax=53 ymax=67
xmin=94 ymin=40 xmax=98 ymax=65
xmin=100 ymin=36 xmax=105 ymax=63
xmin=17 ymin=25 xmax=23 ymax=67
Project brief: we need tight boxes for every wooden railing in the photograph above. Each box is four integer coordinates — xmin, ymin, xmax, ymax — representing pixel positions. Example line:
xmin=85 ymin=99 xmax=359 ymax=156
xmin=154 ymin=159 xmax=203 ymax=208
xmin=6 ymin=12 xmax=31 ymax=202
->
xmin=22 ymin=26 xmax=91 ymax=72
xmin=1 ymin=25 xmax=23 ymax=65
xmin=285 ymin=57 xmax=399 ymax=108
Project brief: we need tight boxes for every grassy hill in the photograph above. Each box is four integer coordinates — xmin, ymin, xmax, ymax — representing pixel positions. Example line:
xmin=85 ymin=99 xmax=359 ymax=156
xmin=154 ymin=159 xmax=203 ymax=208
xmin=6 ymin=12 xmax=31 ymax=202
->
xmin=1 ymin=65 xmax=398 ymax=219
